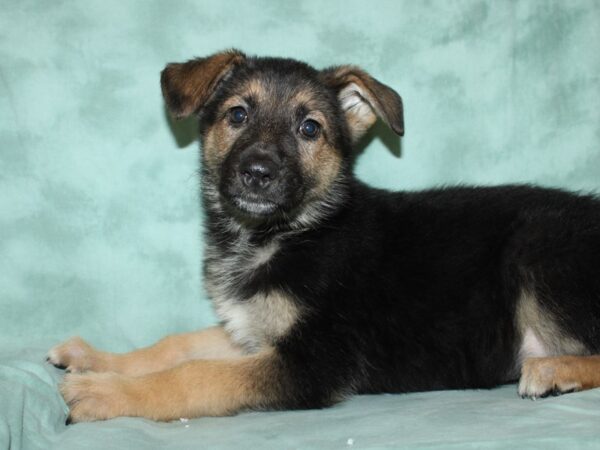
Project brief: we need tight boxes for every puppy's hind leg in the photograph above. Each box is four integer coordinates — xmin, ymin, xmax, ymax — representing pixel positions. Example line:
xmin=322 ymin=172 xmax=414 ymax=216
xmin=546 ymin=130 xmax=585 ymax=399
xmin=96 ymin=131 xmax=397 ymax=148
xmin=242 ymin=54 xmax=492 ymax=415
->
xmin=513 ymin=202 xmax=600 ymax=399
xmin=519 ymin=355 xmax=600 ymax=399
xmin=47 ymin=326 xmax=245 ymax=376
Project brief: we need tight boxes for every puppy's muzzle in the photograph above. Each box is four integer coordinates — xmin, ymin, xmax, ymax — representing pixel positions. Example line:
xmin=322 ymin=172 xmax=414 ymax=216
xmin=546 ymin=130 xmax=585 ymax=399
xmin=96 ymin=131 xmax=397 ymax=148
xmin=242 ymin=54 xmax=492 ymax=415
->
xmin=224 ymin=149 xmax=286 ymax=217
xmin=220 ymin=143 xmax=305 ymax=220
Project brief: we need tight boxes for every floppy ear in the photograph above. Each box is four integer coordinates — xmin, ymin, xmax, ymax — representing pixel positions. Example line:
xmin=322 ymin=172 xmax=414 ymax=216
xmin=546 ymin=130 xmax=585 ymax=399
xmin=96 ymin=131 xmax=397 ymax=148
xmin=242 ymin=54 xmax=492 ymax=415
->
xmin=320 ymin=66 xmax=404 ymax=142
xmin=161 ymin=49 xmax=246 ymax=119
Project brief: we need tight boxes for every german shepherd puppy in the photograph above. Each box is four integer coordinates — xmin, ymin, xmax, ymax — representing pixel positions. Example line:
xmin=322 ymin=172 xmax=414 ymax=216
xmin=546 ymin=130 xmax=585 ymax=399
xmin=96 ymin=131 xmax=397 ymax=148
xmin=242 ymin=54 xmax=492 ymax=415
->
xmin=49 ymin=50 xmax=600 ymax=423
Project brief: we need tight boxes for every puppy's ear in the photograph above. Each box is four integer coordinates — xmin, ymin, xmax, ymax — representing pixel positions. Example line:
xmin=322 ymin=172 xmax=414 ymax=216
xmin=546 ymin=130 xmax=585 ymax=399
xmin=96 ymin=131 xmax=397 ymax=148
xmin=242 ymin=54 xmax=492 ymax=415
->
xmin=320 ymin=66 xmax=404 ymax=141
xmin=161 ymin=49 xmax=246 ymax=119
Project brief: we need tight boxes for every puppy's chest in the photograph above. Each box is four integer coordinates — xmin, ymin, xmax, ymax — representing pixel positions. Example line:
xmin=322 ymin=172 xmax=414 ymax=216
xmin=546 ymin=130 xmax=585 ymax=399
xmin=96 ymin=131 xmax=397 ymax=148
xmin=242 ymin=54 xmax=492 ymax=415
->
xmin=205 ymin=240 xmax=300 ymax=352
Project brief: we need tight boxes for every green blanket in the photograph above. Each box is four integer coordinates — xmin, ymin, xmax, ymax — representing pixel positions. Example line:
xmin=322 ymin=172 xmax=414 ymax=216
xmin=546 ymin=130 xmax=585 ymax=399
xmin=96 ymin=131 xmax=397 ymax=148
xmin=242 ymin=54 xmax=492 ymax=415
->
xmin=4 ymin=345 xmax=600 ymax=449
xmin=1 ymin=0 xmax=599 ymax=448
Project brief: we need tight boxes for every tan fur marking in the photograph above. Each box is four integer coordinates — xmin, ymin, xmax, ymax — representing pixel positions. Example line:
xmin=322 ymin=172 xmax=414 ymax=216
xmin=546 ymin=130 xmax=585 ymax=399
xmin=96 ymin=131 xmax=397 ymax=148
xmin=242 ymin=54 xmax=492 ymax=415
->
xmin=516 ymin=290 xmax=587 ymax=359
xmin=48 ymin=326 xmax=244 ymax=376
xmin=300 ymin=139 xmax=342 ymax=198
xmin=519 ymin=355 xmax=600 ymax=398
xmin=242 ymin=78 xmax=266 ymax=98
xmin=61 ymin=350 xmax=277 ymax=422
xmin=291 ymin=92 xmax=333 ymax=131
xmin=201 ymin=79 xmax=267 ymax=170
xmin=288 ymin=89 xmax=343 ymax=197
xmin=203 ymin=118 xmax=236 ymax=171
xmin=213 ymin=289 xmax=302 ymax=352
xmin=304 ymin=111 xmax=327 ymax=126
xmin=291 ymin=89 xmax=320 ymax=109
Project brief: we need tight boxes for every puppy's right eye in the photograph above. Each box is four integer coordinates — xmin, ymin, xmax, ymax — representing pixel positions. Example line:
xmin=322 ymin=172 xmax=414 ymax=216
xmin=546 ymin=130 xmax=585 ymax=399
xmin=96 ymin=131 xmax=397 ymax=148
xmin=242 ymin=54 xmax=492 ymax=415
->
xmin=228 ymin=107 xmax=248 ymax=124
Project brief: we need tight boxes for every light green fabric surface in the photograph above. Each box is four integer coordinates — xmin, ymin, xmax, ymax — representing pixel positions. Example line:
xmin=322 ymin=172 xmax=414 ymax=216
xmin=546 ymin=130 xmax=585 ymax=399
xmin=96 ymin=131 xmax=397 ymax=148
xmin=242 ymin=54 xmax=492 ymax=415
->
xmin=4 ymin=346 xmax=600 ymax=450
xmin=1 ymin=0 xmax=600 ymax=449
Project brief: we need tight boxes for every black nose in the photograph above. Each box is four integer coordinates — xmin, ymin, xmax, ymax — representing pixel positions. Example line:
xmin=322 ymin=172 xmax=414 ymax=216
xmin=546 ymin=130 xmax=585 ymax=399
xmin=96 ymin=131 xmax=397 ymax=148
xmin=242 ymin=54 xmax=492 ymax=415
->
xmin=239 ymin=159 xmax=279 ymax=189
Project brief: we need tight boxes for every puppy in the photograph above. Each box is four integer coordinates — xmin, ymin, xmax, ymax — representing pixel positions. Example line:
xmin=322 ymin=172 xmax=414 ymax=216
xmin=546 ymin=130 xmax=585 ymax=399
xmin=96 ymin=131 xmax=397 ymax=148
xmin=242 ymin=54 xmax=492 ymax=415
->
xmin=48 ymin=50 xmax=600 ymax=423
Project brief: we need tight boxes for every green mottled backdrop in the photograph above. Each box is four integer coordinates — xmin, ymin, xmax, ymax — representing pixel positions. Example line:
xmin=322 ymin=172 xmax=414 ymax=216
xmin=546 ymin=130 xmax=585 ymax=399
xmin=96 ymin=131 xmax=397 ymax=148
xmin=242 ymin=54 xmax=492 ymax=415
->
xmin=2 ymin=1 xmax=600 ymax=449
xmin=1 ymin=1 xmax=599 ymax=349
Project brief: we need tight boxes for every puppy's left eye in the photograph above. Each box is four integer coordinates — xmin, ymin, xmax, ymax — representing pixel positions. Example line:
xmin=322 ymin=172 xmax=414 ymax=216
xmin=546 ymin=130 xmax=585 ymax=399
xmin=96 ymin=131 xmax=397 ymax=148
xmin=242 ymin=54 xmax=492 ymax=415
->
xmin=228 ymin=106 xmax=248 ymax=124
xmin=299 ymin=120 xmax=320 ymax=139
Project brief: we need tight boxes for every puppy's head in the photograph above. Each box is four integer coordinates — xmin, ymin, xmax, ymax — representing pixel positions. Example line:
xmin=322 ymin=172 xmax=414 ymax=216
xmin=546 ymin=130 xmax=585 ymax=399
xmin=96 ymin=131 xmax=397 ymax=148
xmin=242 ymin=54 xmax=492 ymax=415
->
xmin=161 ymin=50 xmax=403 ymax=226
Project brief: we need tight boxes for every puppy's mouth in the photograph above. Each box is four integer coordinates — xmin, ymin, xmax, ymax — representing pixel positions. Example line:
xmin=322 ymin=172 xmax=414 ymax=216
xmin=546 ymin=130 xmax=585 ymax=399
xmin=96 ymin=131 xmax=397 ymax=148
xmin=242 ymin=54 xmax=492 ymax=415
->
xmin=230 ymin=195 xmax=280 ymax=217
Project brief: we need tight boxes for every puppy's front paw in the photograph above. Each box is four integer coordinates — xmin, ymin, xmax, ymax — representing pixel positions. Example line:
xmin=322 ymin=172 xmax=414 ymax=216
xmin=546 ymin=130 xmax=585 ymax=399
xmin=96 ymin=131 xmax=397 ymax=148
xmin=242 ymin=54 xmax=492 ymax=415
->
xmin=518 ymin=357 xmax=581 ymax=399
xmin=47 ymin=336 xmax=99 ymax=373
xmin=61 ymin=372 xmax=134 ymax=423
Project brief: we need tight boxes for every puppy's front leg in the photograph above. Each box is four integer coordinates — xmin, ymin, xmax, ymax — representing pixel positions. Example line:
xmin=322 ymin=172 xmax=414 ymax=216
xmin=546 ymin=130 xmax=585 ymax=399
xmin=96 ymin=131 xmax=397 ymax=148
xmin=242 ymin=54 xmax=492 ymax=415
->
xmin=62 ymin=350 xmax=278 ymax=422
xmin=48 ymin=326 xmax=244 ymax=376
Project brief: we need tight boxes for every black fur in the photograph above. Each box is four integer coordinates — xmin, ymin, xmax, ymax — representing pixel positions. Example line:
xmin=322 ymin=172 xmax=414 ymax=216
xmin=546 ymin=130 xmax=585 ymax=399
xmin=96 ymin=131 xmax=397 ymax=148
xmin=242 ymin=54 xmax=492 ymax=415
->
xmin=189 ymin=54 xmax=600 ymax=410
